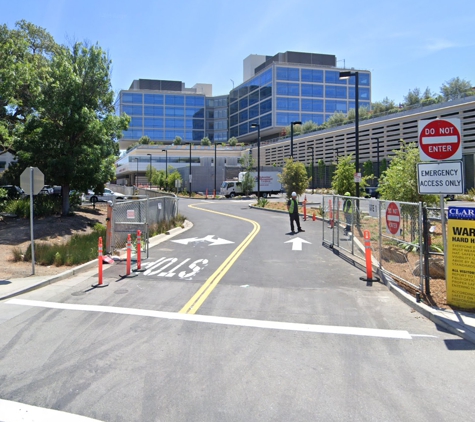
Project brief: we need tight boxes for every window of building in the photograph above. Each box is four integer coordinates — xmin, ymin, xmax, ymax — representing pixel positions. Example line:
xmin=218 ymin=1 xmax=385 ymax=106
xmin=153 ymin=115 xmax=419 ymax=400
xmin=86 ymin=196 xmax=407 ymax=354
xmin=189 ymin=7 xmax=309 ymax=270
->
xmin=301 ymin=99 xmax=324 ymax=112
xmin=124 ymin=129 xmax=143 ymax=138
xmin=260 ymin=113 xmax=272 ymax=128
xmin=230 ymin=127 xmax=238 ymax=137
xmin=144 ymin=130 xmax=164 ymax=140
xmin=123 ymin=105 xmax=143 ymax=116
xmin=144 ymin=94 xmax=163 ymax=105
xmin=239 ymin=122 xmax=248 ymax=136
xmin=276 ymin=67 xmax=299 ymax=81
xmin=276 ymin=112 xmax=300 ymax=126
xmin=192 ymin=130 xmax=204 ymax=140
xmin=325 ymin=70 xmax=347 ymax=85
xmin=165 ymin=95 xmax=185 ymax=106
xmin=260 ymin=84 xmax=272 ymax=101
xmin=249 ymin=104 xmax=259 ymax=119
xmin=325 ymin=100 xmax=347 ymax=113
xmin=277 ymin=97 xmax=299 ymax=111
xmin=260 ymin=98 xmax=272 ymax=114
xmin=165 ymin=107 xmax=184 ymax=117
xmin=325 ymin=85 xmax=347 ymax=99
xmin=301 ymin=69 xmax=323 ymax=83
xmin=260 ymin=69 xmax=272 ymax=85
xmin=249 ymin=76 xmax=260 ymax=92
xmin=239 ymin=85 xmax=249 ymax=98
xmin=185 ymin=107 xmax=204 ymax=118
xmin=186 ymin=96 xmax=205 ymax=107
xmin=349 ymin=87 xmax=371 ymax=100
xmin=192 ymin=119 xmax=204 ymax=129
xmin=301 ymin=113 xmax=324 ymax=125
xmin=129 ymin=117 xmax=143 ymax=127
xmin=239 ymin=97 xmax=248 ymax=110
xmin=144 ymin=118 xmax=164 ymax=128
xmin=122 ymin=93 xmax=143 ymax=103
xmin=276 ymin=82 xmax=300 ymax=96
xmin=239 ymin=109 xmax=248 ymax=123
xmin=301 ymin=84 xmax=324 ymax=97
xmin=249 ymin=90 xmax=259 ymax=106
xmin=230 ymin=114 xmax=238 ymax=127
xmin=230 ymin=102 xmax=239 ymax=115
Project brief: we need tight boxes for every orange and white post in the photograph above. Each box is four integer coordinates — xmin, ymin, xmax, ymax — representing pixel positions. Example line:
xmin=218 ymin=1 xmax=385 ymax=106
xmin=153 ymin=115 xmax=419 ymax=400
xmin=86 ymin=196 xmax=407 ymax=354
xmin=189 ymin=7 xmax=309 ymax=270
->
xmin=360 ymin=230 xmax=379 ymax=282
xmin=329 ymin=199 xmax=334 ymax=228
xmin=303 ymin=195 xmax=307 ymax=221
xmin=98 ymin=237 xmax=103 ymax=285
xmin=136 ymin=230 xmax=142 ymax=271
xmin=126 ymin=233 xmax=132 ymax=276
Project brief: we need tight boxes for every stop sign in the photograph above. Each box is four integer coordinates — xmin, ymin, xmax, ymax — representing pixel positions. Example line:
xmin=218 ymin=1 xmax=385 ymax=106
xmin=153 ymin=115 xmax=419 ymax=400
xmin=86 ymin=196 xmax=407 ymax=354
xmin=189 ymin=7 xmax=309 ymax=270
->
xmin=386 ymin=201 xmax=401 ymax=235
xmin=418 ymin=119 xmax=461 ymax=161
xmin=20 ymin=167 xmax=44 ymax=195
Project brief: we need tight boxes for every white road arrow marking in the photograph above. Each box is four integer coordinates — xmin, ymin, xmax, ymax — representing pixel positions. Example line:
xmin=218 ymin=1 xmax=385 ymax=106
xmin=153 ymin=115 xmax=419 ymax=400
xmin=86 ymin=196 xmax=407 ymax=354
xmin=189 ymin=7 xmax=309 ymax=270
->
xmin=285 ymin=237 xmax=311 ymax=251
xmin=172 ymin=235 xmax=234 ymax=246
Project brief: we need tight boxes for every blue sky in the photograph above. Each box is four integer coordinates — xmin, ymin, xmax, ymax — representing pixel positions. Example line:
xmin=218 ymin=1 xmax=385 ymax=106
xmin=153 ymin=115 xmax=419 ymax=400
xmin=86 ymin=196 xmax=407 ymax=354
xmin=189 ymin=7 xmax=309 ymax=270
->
xmin=3 ymin=0 xmax=475 ymax=104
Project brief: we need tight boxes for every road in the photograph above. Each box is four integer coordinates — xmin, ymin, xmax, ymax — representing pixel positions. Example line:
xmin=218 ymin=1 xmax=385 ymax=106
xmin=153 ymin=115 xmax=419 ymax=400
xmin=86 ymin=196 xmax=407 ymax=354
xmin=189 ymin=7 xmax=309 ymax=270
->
xmin=0 ymin=198 xmax=474 ymax=421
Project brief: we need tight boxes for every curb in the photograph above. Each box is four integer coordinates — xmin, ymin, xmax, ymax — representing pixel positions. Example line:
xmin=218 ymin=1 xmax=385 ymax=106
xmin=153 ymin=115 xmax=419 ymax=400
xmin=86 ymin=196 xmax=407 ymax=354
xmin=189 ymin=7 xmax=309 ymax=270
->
xmin=0 ymin=220 xmax=193 ymax=301
xmin=380 ymin=271 xmax=475 ymax=345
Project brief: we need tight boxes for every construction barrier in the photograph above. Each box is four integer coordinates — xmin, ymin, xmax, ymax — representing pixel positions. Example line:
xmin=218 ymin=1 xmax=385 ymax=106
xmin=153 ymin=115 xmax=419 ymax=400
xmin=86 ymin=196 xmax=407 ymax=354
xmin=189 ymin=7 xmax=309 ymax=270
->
xmin=91 ymin=237 xmax=108 ymax=288
xmin=126 ymin=233 xmax=132 ymax=276
xmin=136 ymin=230 xmax=142 ymax=270
xmin=360 ymin=230 xmax=379 ymax=282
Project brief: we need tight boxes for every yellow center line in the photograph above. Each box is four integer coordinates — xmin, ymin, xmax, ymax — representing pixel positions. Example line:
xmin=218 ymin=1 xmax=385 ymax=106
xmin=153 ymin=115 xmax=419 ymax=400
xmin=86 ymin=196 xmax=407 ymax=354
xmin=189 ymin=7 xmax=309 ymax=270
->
xmin=179 ymin=202 xmax=260 ymax=314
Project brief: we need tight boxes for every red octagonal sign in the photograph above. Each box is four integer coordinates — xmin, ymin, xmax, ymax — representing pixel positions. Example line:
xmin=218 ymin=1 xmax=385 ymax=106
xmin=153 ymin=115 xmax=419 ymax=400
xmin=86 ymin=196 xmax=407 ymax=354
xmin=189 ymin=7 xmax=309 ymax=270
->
xmin=386 ymin=201 xmax=401 ymax=236
xmin=418 ymin=118 xmax=461 ymax=161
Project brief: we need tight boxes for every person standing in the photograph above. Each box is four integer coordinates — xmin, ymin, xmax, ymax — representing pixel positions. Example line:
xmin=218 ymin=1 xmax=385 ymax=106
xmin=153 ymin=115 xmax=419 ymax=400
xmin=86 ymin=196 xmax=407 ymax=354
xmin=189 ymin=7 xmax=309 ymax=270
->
xmin=343 ymin=192 xmax=352 ymax=235
xmin=287 ymin=192 xmax=305 ymax=234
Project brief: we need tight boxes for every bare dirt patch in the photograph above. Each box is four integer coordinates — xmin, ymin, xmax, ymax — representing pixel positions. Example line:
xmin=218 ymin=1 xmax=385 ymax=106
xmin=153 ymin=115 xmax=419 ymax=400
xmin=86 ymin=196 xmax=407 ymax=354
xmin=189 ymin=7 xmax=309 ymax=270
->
xmin=0 ymin=205 xmax=108 ymax=280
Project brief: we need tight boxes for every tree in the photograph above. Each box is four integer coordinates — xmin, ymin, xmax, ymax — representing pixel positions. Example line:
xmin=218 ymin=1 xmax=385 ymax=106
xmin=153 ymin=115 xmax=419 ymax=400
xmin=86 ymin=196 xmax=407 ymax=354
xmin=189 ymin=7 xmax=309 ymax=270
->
xmin=440 ymin=77 xmax=474 ymax=101
xmin=151 ymin=169 xmax=166 ymax=190
xmin=323 ymin=112 xmax=346 ymax=128
xmin=371 ymin=97 xmax=397 ymax=115
xmin=380 ymin=158 xmax=388 ymax=174
xmin=167 ymin=170 xmax=182 ymax=192
xmin=363 ymin=160 xmax=374 ymax=178
xmin=13 ymin=38 xmax=129 ymax=216
xmin=301 ymin=120 xmax=318 ymax=134
xmin=138 ymin=135 xmax=151 ymax=145
xmin=403 ymin=87 xmax=422 ymax=106
xmin=240 ymin=153 xmax=255 ymax=196
xmin=378 ymin=141 xmax=437 ymax=204
xmin=228 ymin=137 xmax=238 ymax=146
xmin=284 ymin=123 xmax=301 ymax=136
xmin=0 ymin=21 xmax=58 ymax=154
xmin=331 ymin=155 xmax=356 ymax=195
xmin=200 ymin=136 xmax=211 ymax=146
xmin=317 ymin=159 xmax=325 ymax=187
xmin=173 ymin=136 xmax=182 ymax=145
xmin=278 ymin=158 xmax=309 ymax=197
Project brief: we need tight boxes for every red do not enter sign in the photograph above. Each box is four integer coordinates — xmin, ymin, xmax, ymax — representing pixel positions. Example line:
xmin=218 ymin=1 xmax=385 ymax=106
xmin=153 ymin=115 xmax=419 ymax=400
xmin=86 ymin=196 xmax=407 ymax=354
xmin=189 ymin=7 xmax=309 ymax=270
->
xmin=386 ymin=201 xmax=401 ymax=236
xmin=418 ymin=119 xmax=461 ymax=161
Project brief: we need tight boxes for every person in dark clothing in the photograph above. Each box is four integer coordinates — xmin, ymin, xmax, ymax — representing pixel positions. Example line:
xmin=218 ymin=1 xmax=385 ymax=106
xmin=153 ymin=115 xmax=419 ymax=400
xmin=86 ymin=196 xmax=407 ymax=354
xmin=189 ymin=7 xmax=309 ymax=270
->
xmin=287 ymin=191 xmax=305 ymax=234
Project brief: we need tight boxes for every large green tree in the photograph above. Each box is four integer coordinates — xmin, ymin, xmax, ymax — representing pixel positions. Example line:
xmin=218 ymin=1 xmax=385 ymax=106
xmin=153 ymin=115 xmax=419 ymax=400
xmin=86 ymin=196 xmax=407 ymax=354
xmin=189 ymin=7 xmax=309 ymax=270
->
xmin=378 ymin=141 xmax=437 ymax=204
xmin=13 ymin=37 xmax=129 ymax=215
xmin=440 ymin=77 xmax=474 ymax=101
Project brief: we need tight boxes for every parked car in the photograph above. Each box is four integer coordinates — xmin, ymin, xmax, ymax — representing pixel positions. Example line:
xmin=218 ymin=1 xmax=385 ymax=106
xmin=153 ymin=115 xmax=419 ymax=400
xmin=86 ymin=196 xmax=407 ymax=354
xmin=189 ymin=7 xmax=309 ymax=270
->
xmin=39 ymin=185 xmax=54 ymax=195
xmin=84 ymin=188 xmax=125 ymax=203
xmin=364 ymin=186 xmax=380 ymax=198
xmin=0 ymin=185 xmax=25 ymax=199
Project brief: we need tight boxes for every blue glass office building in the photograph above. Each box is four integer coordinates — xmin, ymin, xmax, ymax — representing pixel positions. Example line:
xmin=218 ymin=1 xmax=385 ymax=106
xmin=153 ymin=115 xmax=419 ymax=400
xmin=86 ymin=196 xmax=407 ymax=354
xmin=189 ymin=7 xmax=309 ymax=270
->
xmin=115 ymin=79 xmax=228 ymax=149
xmin=230 ymin=51 xmax=371 ymax=142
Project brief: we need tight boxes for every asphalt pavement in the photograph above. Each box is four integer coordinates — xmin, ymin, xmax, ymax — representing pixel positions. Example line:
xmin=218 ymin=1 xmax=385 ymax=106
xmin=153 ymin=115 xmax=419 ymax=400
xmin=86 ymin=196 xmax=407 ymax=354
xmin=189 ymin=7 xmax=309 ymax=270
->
xmin=1 ymin=197 xmax=475 ymax=421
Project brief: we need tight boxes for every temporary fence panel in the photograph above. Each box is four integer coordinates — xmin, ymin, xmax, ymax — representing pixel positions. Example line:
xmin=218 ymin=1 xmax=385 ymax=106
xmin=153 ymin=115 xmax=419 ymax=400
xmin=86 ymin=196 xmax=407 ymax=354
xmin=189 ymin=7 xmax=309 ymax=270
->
xmin=111 ymin=198 xmax=148 ymax=256
xmin=322 ymin=195 xmax=424 ymax=293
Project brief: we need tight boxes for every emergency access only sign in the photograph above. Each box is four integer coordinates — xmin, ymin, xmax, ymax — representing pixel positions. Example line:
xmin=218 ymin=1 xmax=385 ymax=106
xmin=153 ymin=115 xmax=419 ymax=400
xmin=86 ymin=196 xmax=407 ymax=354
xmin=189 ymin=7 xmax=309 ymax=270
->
xmin=418 ymin=118 xmax=462 ymax=161
xmin=417 ymin=161 xmax=464 ymax=194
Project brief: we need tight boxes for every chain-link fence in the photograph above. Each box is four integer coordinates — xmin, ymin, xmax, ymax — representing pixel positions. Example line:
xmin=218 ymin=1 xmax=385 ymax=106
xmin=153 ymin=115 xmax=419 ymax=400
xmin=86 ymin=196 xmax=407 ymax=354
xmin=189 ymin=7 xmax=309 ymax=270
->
xmin=322 ymin=195 xmax=425 ymax=293
xmin=108 ymin=195 xmax=178 ymax=256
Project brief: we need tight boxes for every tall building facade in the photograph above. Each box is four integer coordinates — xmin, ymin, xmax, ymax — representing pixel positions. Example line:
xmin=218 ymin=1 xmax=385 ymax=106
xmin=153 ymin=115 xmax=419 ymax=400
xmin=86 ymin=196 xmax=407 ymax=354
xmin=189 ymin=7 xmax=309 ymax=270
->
xmin=230 ymin=51 xmax=371 ymax=142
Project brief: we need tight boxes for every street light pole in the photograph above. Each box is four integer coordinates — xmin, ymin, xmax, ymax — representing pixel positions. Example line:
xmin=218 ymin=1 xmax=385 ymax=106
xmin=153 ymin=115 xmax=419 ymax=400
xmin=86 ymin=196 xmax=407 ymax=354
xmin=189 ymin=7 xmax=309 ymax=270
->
xmin=135 ymin=157 xmax=139 ymax=187
xmin=307 ymin=146 xmax=314 ymax=194
xmin=373 ymin=138 xmax=380 ymax=180
xmin=146 ymin=153 xmax=152 ymax=189
xmin=251 ymin=123 xmax=261 ymax=199
xmin=214 ymin=141 xmax=217 ymax=196
xmin=189 ymin=143 xmax=192 ymax=197
xmin=339 ymin=71 xmax=359 ymax=198
xmin=290 ymin=120 xmax=302 ymax=159
xmin=162 ymin=149 xmax=168 ymax=179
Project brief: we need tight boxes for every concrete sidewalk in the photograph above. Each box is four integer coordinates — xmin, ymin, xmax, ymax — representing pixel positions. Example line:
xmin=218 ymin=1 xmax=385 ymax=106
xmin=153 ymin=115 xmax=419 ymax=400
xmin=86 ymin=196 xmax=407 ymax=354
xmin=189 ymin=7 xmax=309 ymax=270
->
xmin=1 ymin=217 xmax=475 ymax=346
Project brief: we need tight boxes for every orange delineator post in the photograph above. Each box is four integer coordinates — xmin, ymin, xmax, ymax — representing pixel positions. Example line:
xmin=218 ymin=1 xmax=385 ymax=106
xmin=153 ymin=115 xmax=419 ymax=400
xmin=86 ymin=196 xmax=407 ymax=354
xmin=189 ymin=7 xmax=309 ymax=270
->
xmin=312 ymin=211 xmax=316 ymax=221
xmin=213 ymin=189 xmax=216 ymax=199
xmin=126 ymin=233 xmax=132 ymax=276
xmin=136 ymin=230 xmax=142 ymax=271
xmin=105 ymin=204 xmax=112 ymax=254
xmin=98 ymin=237 xmax=103 ymax=285
xmin=364 ymin=230 xmax=373 ymax=280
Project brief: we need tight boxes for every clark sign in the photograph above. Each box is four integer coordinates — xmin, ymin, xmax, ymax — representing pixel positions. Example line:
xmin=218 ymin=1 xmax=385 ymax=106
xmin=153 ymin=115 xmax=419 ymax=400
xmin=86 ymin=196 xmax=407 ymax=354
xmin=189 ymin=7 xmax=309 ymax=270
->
xmin=418 ymin=118 xmax=462 ymax=161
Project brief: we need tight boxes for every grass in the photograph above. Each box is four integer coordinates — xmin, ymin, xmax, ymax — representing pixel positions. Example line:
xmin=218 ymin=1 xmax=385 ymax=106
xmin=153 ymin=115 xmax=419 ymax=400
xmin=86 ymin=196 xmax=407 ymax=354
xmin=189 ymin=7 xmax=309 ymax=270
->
xmin=16 ymin=223 xmax=107 ymax=266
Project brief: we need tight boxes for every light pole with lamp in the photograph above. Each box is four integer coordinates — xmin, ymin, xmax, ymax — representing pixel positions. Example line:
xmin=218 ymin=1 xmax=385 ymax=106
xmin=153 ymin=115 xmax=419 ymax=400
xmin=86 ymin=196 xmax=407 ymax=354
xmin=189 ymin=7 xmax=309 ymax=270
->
xmin=307 ymin=146 xmax=314 ymax=194
xmin=162 ymin=149 xmax=168 ymax=179
xmin=146 ymin=153 xmax=152 ymax=189
xmin=339 ymin=71 xmax=360 ymax=198
xmin=250 ymin=123 xmax=261 ymax=199
xmin=214 ymin=141 xmax=217 ymax=197
xmin=373 ymin=138 xmax=380 ymax=180
xmin=134 ymin=157 xmax=139 ymax=187
xmin=290 ymin=120 xmax=302 ymax=159
xmin=189 ymin=143 xmax=192 ymax=197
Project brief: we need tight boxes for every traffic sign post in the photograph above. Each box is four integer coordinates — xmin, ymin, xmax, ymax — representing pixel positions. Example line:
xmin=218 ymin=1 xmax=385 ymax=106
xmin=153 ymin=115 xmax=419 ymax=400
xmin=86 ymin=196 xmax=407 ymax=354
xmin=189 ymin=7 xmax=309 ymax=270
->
xmin=418 ymin=118 xmax=462 ymax=162
xmin=385 ymin=201 xmax=401 ymax=236
xmin=20 ymin=167 xmax=45 ymax=275
xmin=417 ymin=161 xmax=464 ymax=195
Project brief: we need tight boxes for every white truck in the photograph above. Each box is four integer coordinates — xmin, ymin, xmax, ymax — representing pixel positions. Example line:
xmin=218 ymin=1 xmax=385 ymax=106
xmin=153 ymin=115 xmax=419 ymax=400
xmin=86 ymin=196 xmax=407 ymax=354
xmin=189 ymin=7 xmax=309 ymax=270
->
xmin=220 ymin=171 xmax=282 ymax=198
